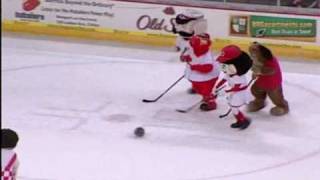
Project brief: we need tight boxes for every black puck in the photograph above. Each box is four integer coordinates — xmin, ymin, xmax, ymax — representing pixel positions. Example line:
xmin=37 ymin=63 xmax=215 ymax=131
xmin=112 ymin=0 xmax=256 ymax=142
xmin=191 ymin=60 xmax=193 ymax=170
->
xmin=134 ymin=127 xmax=145 ymax=137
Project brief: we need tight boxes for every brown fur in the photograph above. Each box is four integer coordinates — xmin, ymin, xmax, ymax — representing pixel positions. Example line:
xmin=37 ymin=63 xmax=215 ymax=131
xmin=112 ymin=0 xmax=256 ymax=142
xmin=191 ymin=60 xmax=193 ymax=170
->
xmin=248 ymin=42 xmax=289 ymax=116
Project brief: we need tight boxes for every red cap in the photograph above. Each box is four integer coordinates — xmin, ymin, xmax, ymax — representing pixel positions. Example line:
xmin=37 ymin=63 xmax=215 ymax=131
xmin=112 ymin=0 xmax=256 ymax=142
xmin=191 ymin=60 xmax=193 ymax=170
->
xmin=217 ymin=45 xmax=242 ymax=63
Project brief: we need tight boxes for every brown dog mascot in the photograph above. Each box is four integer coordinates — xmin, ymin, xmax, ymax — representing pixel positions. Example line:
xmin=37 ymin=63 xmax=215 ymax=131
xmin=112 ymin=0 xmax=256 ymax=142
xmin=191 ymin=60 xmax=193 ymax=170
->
xmin=247 ymin=42 xmax=289 ymax=116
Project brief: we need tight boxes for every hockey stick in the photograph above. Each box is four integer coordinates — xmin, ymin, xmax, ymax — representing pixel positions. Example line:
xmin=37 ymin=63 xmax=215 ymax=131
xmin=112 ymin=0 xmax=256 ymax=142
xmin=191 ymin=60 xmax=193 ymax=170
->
xmin=247 ymin=77 xmax=256 ymax=87
xmin=178 ymin=79 xmax=253 ymax=115
xmin=176 ymin=100 xmax=203 ymax=113
xmin=215 ymin=84 xmax=227 ymax=94
xmin=218 ymin=78 xmax=256 ymax=118
xmin=176 ymin=85 xmax=227 ymax=113
xmin=142 ymin=75 xmax=185 ymax=103
xmin=219 ymin=108 xmax=232 ymax=118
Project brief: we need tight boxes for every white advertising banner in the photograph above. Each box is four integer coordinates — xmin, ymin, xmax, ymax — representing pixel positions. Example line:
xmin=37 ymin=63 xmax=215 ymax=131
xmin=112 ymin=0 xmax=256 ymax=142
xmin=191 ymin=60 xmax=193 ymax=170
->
xmin=2 ymin=0 xmax=319 ymax=44
xmin=3 ymin=0 xmax=115 ymax=27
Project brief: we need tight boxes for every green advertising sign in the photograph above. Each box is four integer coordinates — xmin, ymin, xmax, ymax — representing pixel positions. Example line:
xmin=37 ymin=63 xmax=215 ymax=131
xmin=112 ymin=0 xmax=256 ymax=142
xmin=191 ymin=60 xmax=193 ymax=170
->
xmin=250 ymin=15 xmax=316 ymax=38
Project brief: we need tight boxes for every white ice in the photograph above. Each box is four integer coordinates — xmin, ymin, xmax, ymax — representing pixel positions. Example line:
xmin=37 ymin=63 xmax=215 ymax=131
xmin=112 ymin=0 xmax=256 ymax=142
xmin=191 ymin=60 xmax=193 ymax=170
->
xmin=2 ymin=33 xmax=320 ymax=180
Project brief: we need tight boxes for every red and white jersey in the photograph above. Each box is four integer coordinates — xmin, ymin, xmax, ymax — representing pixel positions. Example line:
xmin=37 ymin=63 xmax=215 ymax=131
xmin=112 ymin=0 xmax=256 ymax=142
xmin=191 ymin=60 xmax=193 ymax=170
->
xmin=1 ymin=149 xmax=19 ymax=180
xmin=222 ymin=74 xmax=250 ymax=107
xmin=223 ymin=74 xmax=248 ymax=89
xmin=184 ymin=51 xmax=220 ymax=82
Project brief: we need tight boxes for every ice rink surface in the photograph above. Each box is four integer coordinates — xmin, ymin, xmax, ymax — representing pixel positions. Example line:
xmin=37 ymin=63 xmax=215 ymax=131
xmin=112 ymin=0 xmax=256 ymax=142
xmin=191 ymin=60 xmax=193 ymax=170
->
xmin=2 ymin=33 xmax=320 ymax=180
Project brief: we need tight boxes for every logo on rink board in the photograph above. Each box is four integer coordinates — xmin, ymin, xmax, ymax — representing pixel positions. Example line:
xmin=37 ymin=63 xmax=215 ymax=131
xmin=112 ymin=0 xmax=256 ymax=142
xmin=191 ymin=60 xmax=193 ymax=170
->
xmin=15 ymin=12 xmax=44 ymax=20
xmin=23 ymin=0 xmax=40 ymax=11
xmin=230 ymin=15 xmax=317 ymax=42
xmin=230 ymin=15 xmax=249 ymax=36
xmin=136 ymin=15 xmax=175 ymax=32
xmin=136 ymin=7 xmax=176 ymax=33
xmin=15 ymin=0 xmax=44 ymax=21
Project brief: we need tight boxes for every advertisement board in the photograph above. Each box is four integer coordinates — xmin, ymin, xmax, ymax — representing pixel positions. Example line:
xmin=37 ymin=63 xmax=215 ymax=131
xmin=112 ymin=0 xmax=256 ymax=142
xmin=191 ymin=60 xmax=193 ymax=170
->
xmin=230 ymin=15 xmax=317 ymax=42
xmin=2 ymin=0 xmax=320 ymax=59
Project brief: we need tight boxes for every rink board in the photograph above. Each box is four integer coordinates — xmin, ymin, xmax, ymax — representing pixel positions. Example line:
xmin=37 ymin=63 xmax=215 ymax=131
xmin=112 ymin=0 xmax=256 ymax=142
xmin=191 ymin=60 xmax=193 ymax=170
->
xmin=2 ymin=0 xmax=320 ymax=60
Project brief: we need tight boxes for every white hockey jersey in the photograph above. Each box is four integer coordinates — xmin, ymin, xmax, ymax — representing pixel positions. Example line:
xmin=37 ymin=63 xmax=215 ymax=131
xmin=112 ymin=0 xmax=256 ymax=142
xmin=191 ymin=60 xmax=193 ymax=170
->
xmin=1 ymin=149 xmax=19 ymax=180
xmin=222 ymin=74 xmax=250 ymax=107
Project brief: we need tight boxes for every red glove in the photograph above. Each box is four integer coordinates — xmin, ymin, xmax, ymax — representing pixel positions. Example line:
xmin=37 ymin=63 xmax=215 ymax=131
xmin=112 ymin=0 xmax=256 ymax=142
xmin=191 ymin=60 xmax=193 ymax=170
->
xmin=180 ymin=55 xmax=192 ymax=63
xmin=190 ymin=64 xmax=213 ymax=73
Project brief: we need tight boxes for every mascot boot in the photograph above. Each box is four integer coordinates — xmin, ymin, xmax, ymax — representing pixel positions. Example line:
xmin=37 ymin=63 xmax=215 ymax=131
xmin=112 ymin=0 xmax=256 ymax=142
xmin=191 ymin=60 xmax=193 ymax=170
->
xmin=200 ymin=95 xmax=217 ymax=111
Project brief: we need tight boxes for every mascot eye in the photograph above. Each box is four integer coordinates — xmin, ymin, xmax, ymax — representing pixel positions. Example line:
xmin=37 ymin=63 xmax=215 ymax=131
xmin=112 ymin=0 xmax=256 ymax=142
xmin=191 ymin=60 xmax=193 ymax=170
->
xmin=220 ymin=64 xmax=228 ymax=72
xmin=175 ymin=14 xmax=196 ymax=25
xmin=220 ymin=64 xmax=225 ymax=69
xmin=177 ymin=14 xmax=188 ymax=20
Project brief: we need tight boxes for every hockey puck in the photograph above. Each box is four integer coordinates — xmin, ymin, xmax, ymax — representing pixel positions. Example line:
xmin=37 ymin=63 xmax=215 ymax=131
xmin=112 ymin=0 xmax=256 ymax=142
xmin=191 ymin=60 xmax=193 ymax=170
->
xmin=134 ymin=127 xmax=145 ymax=137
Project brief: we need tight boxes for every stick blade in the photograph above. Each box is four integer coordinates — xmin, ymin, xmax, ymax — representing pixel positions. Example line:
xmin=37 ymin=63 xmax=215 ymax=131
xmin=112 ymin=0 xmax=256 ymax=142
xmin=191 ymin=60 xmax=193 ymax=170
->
xmin=176 ymin=109 xmax=188 ymax=113
xmin=219 ymin=109 xmax=232 ymax=118
xmin=142 ymin=99 xmax=156 ymax=103
xmin=176 ymin=100 xmax=202 ymax=113
xmin=219 ymin=114 xmax=227 ymax=118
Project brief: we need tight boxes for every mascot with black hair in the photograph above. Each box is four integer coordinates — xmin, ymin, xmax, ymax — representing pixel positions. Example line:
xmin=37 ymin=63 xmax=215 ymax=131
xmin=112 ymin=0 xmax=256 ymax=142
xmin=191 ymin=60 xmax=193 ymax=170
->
xmin=215 ymin=45 xmax=253 ymax=130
